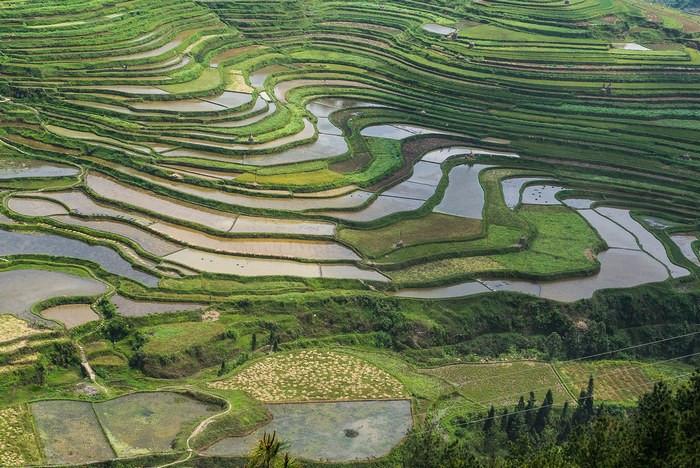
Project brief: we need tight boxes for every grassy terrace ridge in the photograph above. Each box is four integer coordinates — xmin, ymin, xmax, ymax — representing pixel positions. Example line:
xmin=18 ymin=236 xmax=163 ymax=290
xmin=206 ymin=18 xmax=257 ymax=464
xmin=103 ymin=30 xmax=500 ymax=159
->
xmin=0 ymin=0 xmax=699 ymax=466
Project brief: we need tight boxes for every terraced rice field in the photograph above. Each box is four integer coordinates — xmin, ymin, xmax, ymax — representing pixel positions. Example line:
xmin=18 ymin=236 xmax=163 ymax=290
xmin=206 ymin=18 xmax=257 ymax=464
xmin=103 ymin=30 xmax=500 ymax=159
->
xmin=204 ymin=400 xmax=412 ymax=462
xmin=0 ymin=0 xmax=696 ymax=298
xmin=94 ymin=392 xmax=220 ymax=456
xmin=423 ymin=361 xmax=573 ymax=409
xmin=557 ymin=360 xmax=693 ymax=404
xmin=31 ymin=400 xmax=116 ymax=465
xmin=0 ymin=0 xmax=699 ymax=465
xmin=211 ymin=350 xmax=406 ymax=402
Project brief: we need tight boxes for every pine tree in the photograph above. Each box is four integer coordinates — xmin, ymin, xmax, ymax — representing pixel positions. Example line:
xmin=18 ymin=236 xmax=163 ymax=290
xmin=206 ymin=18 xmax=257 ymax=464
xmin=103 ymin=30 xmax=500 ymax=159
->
xmin=217 ymin=359 xmax=227 ymax=376
xmin=584 ymin=376 xmax=595 ymax=420
xmin=634 ymin=381 xmax=677 ymax=466
xmin=251 ymin=332 xmax=257 ymax=351
xmin=483 ymin=405 xmax=496 ymax=435
xmin=500 ymin=408 xmax=509 ymax=432
xmin=525 ymin=391 xmax=537 ymax=429
xmin=558 ymin=401 xmax=572 ymax=442
xmin=507 ymin=396 xmax=526 ymax=441
xmin=534 ymin=389 xmax=554 ymax=434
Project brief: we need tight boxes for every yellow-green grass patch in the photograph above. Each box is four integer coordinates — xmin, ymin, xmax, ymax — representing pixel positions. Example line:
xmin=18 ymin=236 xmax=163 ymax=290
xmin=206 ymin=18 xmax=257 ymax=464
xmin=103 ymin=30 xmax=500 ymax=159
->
xmin=160 ymin=67 xmax=223 ymax=94
xmin=210 ymin=349 xmax=407 ymax=402
xmin=0 ymin=405 xmax=41 ymax=466
xmin=225 ymin=71 xmax=254 ymax=93
xmin=422 ymin=361 xmax=573 ymax=409
xmin=557 ymin=360 xmax=692 ymax=404
xmin=0 ymin=315 xmax=42 ymax=344
xmin=236 ymin=168 xmax=343 ymax=186
xmin=339 ymin=213 xmax=482 ymax=258
xmin=140 ymin=321 xmax=226 ymax=355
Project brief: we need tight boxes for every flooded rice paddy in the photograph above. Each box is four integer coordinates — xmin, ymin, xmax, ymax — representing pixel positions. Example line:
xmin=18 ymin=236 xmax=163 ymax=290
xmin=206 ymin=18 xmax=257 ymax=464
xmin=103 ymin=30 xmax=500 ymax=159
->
xmin=149 ymin=222 xmax=359 ymax=260
xmin=395 ymin=248 xmax=668 ymax=302
xmin=204 ymin=400 xmax=412 ymax=462
xmin=501 ymin=177 xmax=544 ymax=209
xmin=0 ymin=229 xmax=159 ymax=286
xmin=32 ymin=400 xmax=115 ymax=465
xmin=520 ymin=184 xmax=563 ymax=205
xmin=434 ymin=164 xmax=491 ymax=219
xmin=7 ymin=197 xmax=69 ymax=217
xmin=94 ymin=392 xmax=219 ymax=456
xmin=41 ymin=303 xmax=99 ymax=329
xmin=670 ymin=234 xmax=699 ymax=266
xmin=421 ymin=23 xmax=457 ymax=36
xmin=31 ymin=392 xmax=220 ymax=462
xmin=111 ymin=294 xmax=204 ymax=317
xmin=0 ymin=269 xmax=106 ymax=325
xmin=163 ymin=248 xmax=387 ymax=281
xmin=0 ymin=158 xmax=78 ymax=179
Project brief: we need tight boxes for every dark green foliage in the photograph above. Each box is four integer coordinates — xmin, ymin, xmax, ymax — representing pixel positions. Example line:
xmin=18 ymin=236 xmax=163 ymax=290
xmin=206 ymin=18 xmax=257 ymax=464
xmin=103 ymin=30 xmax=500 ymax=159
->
xmin=95 ymin=297 xmax=117 ymax=319
xmin=47 ymin=341 xmax=80 ymax=367
xmin=103 ymin=317 xmax=131 ymax=344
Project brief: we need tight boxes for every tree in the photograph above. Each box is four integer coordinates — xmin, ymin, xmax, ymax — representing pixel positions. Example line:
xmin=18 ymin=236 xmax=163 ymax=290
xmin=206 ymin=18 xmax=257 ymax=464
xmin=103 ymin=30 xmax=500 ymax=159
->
xmin=573 ymin=377 xmax=595 ymax=427
xmin=483 ymin=405 xmax=496 ymax=435
xmin=524 ymin=391 xmax=537 ymax=429
xmin=268 ymin=329 xmax=280 ymax=352
xmin=545 ymin=332 xmax=564 ymax=360
xmin=95 ymin=297 xmax=117 ymax=319
xmin=557 ymin=401 xmax=571 ymax=442
xmin=400 ymin=421 xmax=443 ymax=467
xmin=251 ymin=332 xmax=257 ymax=351
xmin=534 ymin=389 xmax=554 ymax=434
xmin=103 ymin=317 xmax=130 ymax=344
xmin=633 ymin=381 xmax=677 ymax=466
xmin=401 ymin=421 xmax=482 ymax=468
xmin=217 ymin=359 xmax=227 ymax=377
xmin=48 ymin=342 xmax=79 ymax=367
xmin=247 ymin=431 xmax=298 ymax=468
xmin=507 ymin=396 xmax=526 ymax=441
xmin=32 ymin=356 xmax=48 ymax=386
xmin=500 ymin=408 xmax=510 ymax=432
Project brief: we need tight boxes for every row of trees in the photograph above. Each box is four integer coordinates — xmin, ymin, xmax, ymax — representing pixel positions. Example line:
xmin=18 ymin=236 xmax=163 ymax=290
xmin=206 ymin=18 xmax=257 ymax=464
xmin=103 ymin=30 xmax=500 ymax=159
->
xmin=402 ymin=373 xmax=700 ymax=467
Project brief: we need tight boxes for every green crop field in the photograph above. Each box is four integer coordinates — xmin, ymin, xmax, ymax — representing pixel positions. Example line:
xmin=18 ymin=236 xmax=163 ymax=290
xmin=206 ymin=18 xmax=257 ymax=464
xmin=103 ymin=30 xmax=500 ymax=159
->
xmin=0 ymin=0 xmax=698 ymax=465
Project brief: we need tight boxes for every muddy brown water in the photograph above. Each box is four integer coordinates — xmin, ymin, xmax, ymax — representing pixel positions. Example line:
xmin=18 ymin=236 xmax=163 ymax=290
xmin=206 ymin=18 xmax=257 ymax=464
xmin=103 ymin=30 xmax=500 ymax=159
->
xmin=42 ymin=304 xmax=99 ymax=329
xmin=0 ymin=269 xmax=106 ymax=325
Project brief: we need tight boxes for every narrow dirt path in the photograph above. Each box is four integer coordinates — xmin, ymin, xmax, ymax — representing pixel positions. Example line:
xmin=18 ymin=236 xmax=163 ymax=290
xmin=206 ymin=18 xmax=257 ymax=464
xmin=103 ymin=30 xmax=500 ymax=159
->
xmin=153 ymin=389 xmax=232 ymax=468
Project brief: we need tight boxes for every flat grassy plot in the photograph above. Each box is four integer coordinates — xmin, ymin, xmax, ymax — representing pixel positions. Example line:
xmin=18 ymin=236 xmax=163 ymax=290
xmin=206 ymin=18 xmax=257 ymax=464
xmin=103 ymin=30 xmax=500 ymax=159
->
xmin=557 ymin=360 xmax=692 ymax=404
xmin=211 ymin=349 xmax=406 ymax=402
xmin=31 ymin=400 xmax=115 ymax=465
xmin=94 ymin=392 xmax=220 ymax=456
xmin=492 ymin=205 xmax=602 ymax=275
xmin=423 ymin=361 xmax=573 ymax=409
xmin=339 ymin=213 xmax=482 ymax=258
xmin=0 ymin=405 xmax=41 ymax=466
xmin=141 ymin=321 xmax=226 ymax=355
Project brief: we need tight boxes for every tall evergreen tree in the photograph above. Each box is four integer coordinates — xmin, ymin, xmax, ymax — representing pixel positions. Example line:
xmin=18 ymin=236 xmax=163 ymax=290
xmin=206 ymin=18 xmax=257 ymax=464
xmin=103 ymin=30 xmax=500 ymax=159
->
xmin=534 ymin=389 xmax=554 ymax=434
xmin=525 ymin=391 xmax=537 ymax=429
xmin=507 ymin=396 xmax=526 ymax=441
xmin=483 ymin=405 xmax=496 ymax=435
xmin=500 ymin=408 xmax=510 ymax=432
xmin=557 ymin=400 xmax=572 ymax=442
xmin=633 ymin=381 xmax=677 ymax=466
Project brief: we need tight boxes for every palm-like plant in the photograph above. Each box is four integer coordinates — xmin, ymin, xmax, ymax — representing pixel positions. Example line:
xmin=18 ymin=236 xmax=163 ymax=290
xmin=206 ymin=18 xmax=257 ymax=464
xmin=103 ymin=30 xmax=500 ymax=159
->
xmin=246 ymin=432 xmax=301 ymax=468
